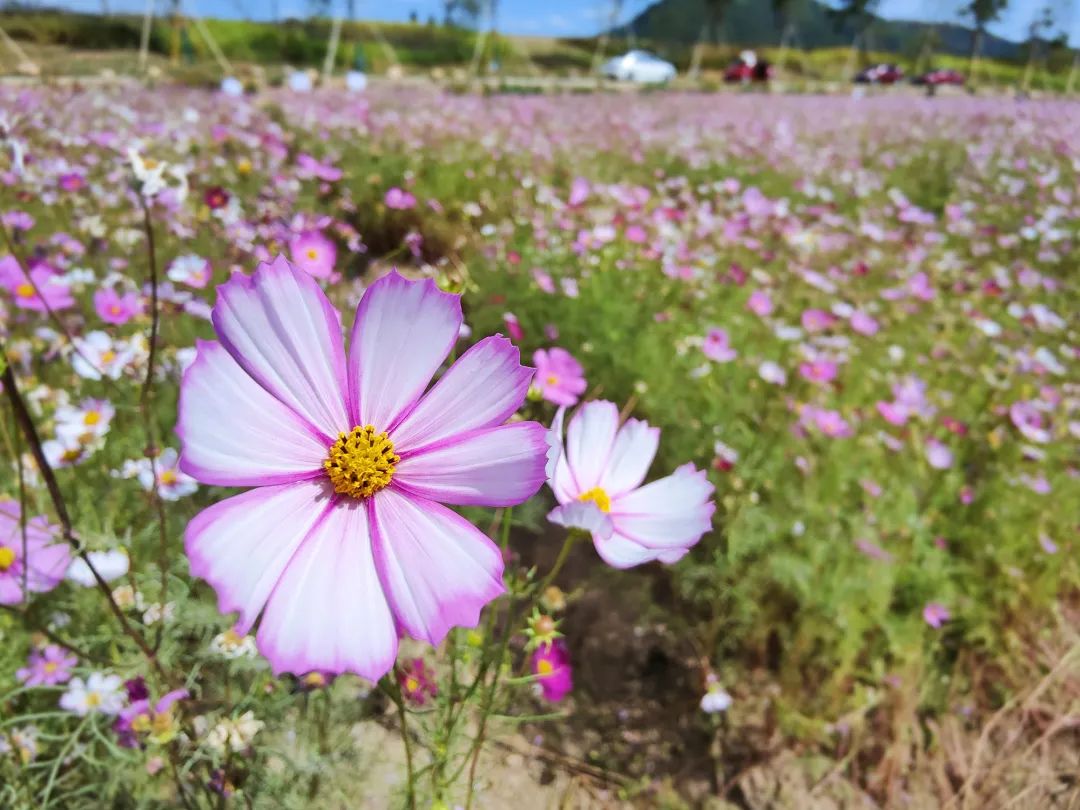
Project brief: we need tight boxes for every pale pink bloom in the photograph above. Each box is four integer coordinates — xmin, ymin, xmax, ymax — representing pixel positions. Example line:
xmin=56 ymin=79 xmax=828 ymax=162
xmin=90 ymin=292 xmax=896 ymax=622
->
xmin=925 ymin=439 xmax=953 ymax=469
xmin=876 ymin=400 xmax=909 ymax=426
xmin=567 ymin=177 xmax=590 ymax=207
xmin=923 ymin=602 xmax=950 ymax=628
xmin=624 ymin=225 xmax=647 ymax=244
xmin=747 ymin=289 xmax=773 ymax=317
xmin=167 ymin=255 xmax=212 ymax=289
xmin=0 ymin=500 xmax=71 ymax=605
xmin=811 ymin=407 xmax=852 ymax=438
xmin=178 ymin=260 xmax=546 ymax=678
xmin=296 ymin=153 xmax=343 ymax=182
xmin=289 ymin=231 xmax=337 ymax=280
xmin=800 ymin=309 xmax=836 ymax=332
xmin=757 ymin=360 xmax=787 ymax=385
xmin=384 ymin=187 xmax=416 ymax=210
xmin=546 ymin=401 xmax=714 ymax=569
xmin=94 ymin=288 xmax=142 ymax=326
xmin=799 ymin=359 xmax=837 ymax=384
xmin=702 ymin=328 xmax=736 ymax=363
xmin=532 ymin=348 xmax=587 ymax=407
xmin=849 ymin=310 xmax=879 ymax=335
xmin=1009 ymin=401 xmax=1051 ymax=444
xmin=531 ymin=268 xmax=556 ymax=294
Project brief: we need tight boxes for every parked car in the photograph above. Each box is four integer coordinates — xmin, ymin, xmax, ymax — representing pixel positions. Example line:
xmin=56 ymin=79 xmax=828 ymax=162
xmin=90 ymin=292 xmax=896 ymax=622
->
xmin=912 ymin=69 xmax=965 ymax=87
xmin=601 ymin=51 xmax=677 ymax=84
xmin=854 ymin=63 xmax=904 ymax=84
xmin=724 ymin=51 xmax=773 ymax=84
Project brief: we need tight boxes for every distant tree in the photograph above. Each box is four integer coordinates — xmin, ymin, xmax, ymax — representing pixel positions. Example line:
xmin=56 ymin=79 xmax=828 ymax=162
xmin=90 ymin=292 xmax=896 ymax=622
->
xmin=772 ymin=0 xmax=803 ymax=70
xmin=307 ymin=0 xmax=332 ymax=18
xmin=828 ymin=0 xmax=880 ymax=75
xmin=409 ymin=10 xmax=418 ymax=23
xmin=346 ymin=0 xmax=355 ymax=19
xmin=689 ymin=0 xmax=733 ymax=79
xmin=444 ymin=0 xmax=482 ymax=27
xmin=963 ymin=0 xmax=1008 ymax=79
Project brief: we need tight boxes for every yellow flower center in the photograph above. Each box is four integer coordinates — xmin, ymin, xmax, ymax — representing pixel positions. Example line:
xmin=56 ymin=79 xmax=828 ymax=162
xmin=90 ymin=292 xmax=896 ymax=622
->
xmin=536 ymin=659 xmax=554 ymax=676
xmin=101 ymin=350 xmax=116 ymax=364
xmin=305 ymin=248 xmax=319 ymax=261
xmin=0 ymin=547 xmax=16 ymax=571
xmin=222 ymin=628 xmax=241 ymax=645
xmin=151 ymin=711 xmax=175 ymax=737
xmin=160 ymin=470 xmax=178 ymax=485
xmin=237 ymin=158 xmax=252 ymax=175
xmin=325 ymin=426 xmax=398 ymax=499
xmin=44 ymin=661 xmax=58 ymax=673
xmin=578 ymin=487 xmax=611 ymax=514
xmin=132 ymin=712 xmax=151 ymax=732
xmin=15 ymin=282 xmax=35 ymax=299
xmin=84 ymin=411 xmax=101 ymax=426
xmin=86 ymin=693 xmax=102 ymax=708
xmin=405 ymin=677 xmax=420 ymax=692
xmin=545 ymin=374 xmax=559 ymax=386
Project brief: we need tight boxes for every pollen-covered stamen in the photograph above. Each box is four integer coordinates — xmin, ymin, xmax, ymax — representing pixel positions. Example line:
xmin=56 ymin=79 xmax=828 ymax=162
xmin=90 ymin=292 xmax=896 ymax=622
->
xmin=324 ymin=425 xmax=399 ymax=499
xmin=0 ymin=546 xmax=15 ymax=571
xmin=578 ymin=487 xmax=611 ymax=513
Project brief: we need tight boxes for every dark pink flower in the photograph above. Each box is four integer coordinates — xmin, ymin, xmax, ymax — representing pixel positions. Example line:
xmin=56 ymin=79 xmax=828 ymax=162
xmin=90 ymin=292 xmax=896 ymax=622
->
xmin=531 ymin=640 xmax=573 ymax=702
xmin=396 ymin=658 xmax=438 ymax=706
xmin=923 ymin=602 xmax=950 ymax=628
xmin=384 ymin=187 xmax=416 ymax=210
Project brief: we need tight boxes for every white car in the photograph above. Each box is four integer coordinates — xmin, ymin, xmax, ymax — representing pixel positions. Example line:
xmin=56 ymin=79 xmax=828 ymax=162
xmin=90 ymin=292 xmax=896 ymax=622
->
xmin=601 ymin=51 xmax=676 ymax=84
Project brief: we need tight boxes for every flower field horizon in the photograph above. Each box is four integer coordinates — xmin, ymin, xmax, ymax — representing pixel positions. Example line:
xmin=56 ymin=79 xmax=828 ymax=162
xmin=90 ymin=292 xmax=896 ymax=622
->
xmin=0 ymin=84 xmax=1077 ymax=808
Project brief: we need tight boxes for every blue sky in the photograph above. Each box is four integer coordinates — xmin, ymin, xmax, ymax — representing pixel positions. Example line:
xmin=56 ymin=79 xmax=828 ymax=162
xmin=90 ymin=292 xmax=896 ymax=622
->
xmin=44 ymin=1 xmax=1080 ymax=44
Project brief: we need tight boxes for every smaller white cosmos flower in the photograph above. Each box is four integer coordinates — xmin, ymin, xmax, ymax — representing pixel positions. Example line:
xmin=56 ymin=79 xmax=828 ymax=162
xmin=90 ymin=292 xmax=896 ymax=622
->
xmin=127 ymin=148 xmax=168 ymax=197
xmin=209 ymin=628 xmax=258 ymax=659
xmin=205 ymin=711 xmax=264 ymax=753
xmin=134 ymin=448 xmax=199 ymax=501
xmin=66 ymin=550 xmax=129 ymax=588
xmin=71 ymin=332 xmax=135 ymax=381
xmin=60 ymin=673 xmax=125 ymax=717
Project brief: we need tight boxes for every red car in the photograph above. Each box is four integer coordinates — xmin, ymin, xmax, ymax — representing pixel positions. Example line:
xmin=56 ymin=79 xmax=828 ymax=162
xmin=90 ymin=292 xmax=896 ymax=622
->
xmin=724 ymin=57 xmax=773 ymax=84
xmin=854 ymin=63 xmax=904 ymax=84
xmin=912 ymin=69 xmax=965 ymax=87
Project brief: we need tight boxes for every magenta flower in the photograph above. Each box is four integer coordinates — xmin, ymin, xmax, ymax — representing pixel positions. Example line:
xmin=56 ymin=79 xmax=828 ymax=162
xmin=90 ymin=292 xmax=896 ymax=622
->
xmin=532 ymin=348 xmax=587 ymax=407
xmin=384 ymin=187 xmax=417 ymax=210
xmin=849 ymin=310 xmax=879 ymax=336
xmin=16 ymin=645 xmax=76 ymax=686
xmin=799 ymin=359 xmax=837 ymax=384
xmin=800 ymin=309 xmax=837 ymax=332
xmin=0 ymin=258 xmax=73 ymax=312
xmin=113 ymin=688 xmax=188 ymax=748
xmin=0 ymin=500 xmax=71 ymax=605
xmin=94 ymin=288 xmax=142 ymax=326
xmin=503 ymin=312 xmax=524 ymax=342
xmin=703 ymin=328 xmax=736 ymax=363
xmin=567 ymin=177 xmax=590 ymax=207
xmin=396 ymin=658 xmax=438 ymax=706
xmin=923 ymin=602 xmax=950 ymax=628
xmin=547 ymin=401 xmax=715 ymax=569
xmin=178 ymin=260 xmax=547 ymax=678
xmin=531 ymin=640 xmax=573 ymax=702
xmin=288 ymin=231 xmax=337 ymax=280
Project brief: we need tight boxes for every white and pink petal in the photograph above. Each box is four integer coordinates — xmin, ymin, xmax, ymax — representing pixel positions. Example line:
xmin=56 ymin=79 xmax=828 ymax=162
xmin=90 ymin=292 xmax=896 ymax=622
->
xmin=393 ymin=422 xmax=547 ymax=507
xmin=185 ymin=479 xmax=336 ymax=634
xmin=389 ymin=336 xmax=533 ymax=451
xmin=610 ymin=463 xmax=715 ymax=551
xmin=212 ymin=256 xmax=349 ymax=440
xmin=598 ymin=418 xmax=660 ymax=497
xmin=348 ymin=272 xmax=461 ymax=432
xmin=177 ymin=340 xmax=329 ymax=486
xmin=564 ymin=400 xmax=619 ymax=493
xmin=370 ymin=488 xmax=504 ymax=646
xmin=257 ymin=499 xmax=398 ymax=679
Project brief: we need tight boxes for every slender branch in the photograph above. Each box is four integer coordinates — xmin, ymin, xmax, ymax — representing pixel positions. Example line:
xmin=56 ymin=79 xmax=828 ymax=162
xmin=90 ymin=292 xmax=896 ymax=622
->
xmin=384 ymin=680 xmax=418 ymax=810
xmin=1 ymin=360 xmax=166 ymax=680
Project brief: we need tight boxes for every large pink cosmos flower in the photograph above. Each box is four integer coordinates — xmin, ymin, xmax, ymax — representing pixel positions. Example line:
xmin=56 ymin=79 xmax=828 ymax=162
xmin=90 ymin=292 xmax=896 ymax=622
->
xmin=546 ymin=401 xmax=715 ymax=569
xmin=178 ymin=259 xmax=547 ymax=679
xmin=0 ymin=500 xmax=71 ymax=605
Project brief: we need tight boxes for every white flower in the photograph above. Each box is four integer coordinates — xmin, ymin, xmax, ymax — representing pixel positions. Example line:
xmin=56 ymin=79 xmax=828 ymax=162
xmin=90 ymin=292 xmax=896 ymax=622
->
xmin=142 ymin=601 xmax=176 ymax=625
xmin=205 ymin=711 xmax=264 ymax=753
xmin=60 ymin=673 xmax=125 ymax=716
xmin=0 ymin=726 xmax=39 ymax=763
xmin=134 ymin=448 xmax=198 ymax=501
xmin=127 ymin=148 xmax=168 ymax=197
xmin=209 ymin=628 xmax=258 ymax=659
xmin=700 ymin=677 xmax=732 ymax=714
xmin=66 ymin=550 xmax=130 ymax=587
xmin=166 ymin=254 xmax=211 ymax=288
xmin=220 ymin=76 xmax=244 ymax=96
xmin=71 ymin=332 xmax=134 ymax=381
xmin=54 ymin=399 xmax=115 ymax=444
xmin=757 ymin=360 xmax=787 ymax=386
